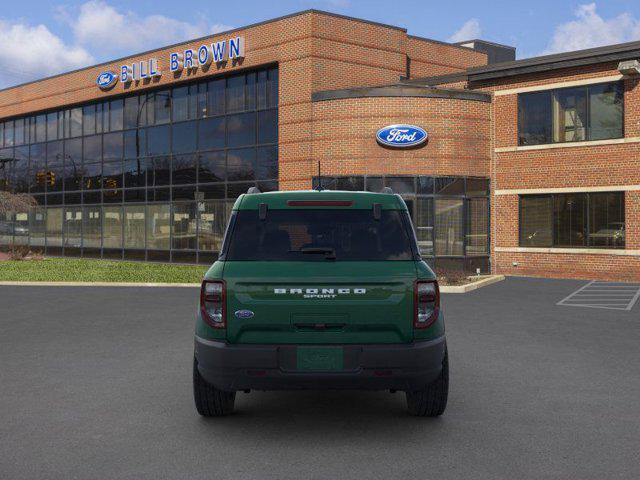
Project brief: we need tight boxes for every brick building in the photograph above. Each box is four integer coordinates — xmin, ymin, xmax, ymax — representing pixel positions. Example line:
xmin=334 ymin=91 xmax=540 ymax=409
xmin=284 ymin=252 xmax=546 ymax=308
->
xmin=0 ymin=10 xmax=638 ymax=281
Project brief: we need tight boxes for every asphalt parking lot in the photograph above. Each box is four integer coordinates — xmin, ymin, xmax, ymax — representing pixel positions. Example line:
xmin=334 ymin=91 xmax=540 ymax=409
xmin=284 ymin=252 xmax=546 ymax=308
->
xmin=1 ymin=277 xmax=639 ymax=480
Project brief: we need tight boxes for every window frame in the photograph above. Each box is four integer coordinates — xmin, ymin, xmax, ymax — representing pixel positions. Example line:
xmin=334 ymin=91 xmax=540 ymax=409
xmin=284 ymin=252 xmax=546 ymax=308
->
xmin=518 ymin=192 xmax=625 ymax=249
xmin=517 ymin=81 xmax=624 ymax=146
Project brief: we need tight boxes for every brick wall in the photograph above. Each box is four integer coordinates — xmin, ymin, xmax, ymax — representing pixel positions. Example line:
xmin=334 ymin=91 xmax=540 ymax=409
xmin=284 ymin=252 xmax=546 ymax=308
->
xmin=480 ymin=63 xmax=640 ymax=281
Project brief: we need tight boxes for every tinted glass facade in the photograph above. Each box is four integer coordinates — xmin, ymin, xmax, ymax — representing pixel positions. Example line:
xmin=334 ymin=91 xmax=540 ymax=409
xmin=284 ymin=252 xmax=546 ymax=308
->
xmin=313 ymin=175 xmax=490 ymax=273
xmin=0 ymin=66 xmax=278 ymax=263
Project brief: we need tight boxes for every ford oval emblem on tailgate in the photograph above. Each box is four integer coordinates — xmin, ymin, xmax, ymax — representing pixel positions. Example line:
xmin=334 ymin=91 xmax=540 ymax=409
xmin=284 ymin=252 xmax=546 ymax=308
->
xmin=376 ymin=124 xmax=428 ymax=148
xmin=235 ymin=310 xmax=255 ymax=319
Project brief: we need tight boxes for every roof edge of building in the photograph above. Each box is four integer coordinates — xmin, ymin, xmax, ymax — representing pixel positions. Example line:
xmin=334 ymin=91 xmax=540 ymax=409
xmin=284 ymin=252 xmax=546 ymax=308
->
xmin=406 ymin=34 xmax=480 ymax=53
xmin=0 ymin=9 xmax=408 ymax=95
xmin=467 ymin=40 xmax=640 ymax=81
xmin=311 ymin=84 xmax=491 ymax=103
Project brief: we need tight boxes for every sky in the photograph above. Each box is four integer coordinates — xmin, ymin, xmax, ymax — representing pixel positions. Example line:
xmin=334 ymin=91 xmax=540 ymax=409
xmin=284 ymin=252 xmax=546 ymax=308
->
xmin=1 ymin=0 xmax=640 ymax=88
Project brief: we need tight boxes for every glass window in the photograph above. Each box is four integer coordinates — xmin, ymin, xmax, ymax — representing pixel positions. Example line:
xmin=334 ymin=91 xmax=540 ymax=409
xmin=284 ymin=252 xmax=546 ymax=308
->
xmin=82 ymin=161 xmax=101 ymax=191
xmin=102 ymin=160 xmax=123 ymax=191
xmin=14 ymin=118 xmax=26 ymax=145
xmin=589 ymin=83 xmax=623 ymax=141
xmin=172 ymin=202 xmax=197 ymax=249
xmin=415 ymin=198 xmax=434 ymax=256
xmin=246 ymin=72 xmax=256 ymax=110
xmin=124 ymin=96 xmax=139 ymax=129
xmin=28 ymin=143 xmax=46 ymax=193
xmin=154 ymin=91 xmax=171 ymax=124
xmin=109 ymin=99 xmax=124 ymax=131
xmin=226 ymin=209 xmax=415 ymax=261
xmin=256 ymin=146 xmax=278 ymax=180
xmin=227 ymin=112 xmax=255 ymax=147
xmin=365 ymin=177 xmax=383 ymax=192
xmin=63 ymin=139 xmax=82 ymax=192
xmin=83 ymin=105 xmax=96 ymax=136
xmin=519 ymin=82 xmax=623 ymax=145
xmin=198 ymin=183 xmax=225 ymax=199
xmin=417 ymin=176 xmax=434 ymax=194
xmin=435 ymin=199 xmax=464 ymax=256
xmin=63 ymin=206 xmax=83 ymax=248
xmin=520 ymin=195 xmax=553 ymax=247
xmin=45 ymin=207 xmax=63 ymax=247
xmin=124 ymin=129 xmax=145 ymax=158
xmin=226 ymin=75 xmax=245 ymax=113
xmin=146 ymin=204 xmax=170 ymax=250
xmin=4 ymin=121 xmax=14 ymax=146
xmin=554 ymin=193 xmax=586 ymax=247
xmin=103 ymin=132 xmax=123 ymax=160
xmin=227 ymin=148 xmax=256 ymax=181
xmin=466 ymin=198 xmax=488 ymax=255
xmin=172 ymin=86 xmax=190 ymax=122
xmin=46 ymin=141 xmax=64 ymax=193
xmin=257 ymin=109 xmax=277 ymax=144
xmin=196 ymin=83 xmax=207 ymax=118
xmin=172 ymin=154 xmax=197 ymax=185
xmin=435 ymin=177 xmax=464 ymax=195
xmin=553 ymin=87 xmax=587 ymax=143
xmin=69 ymin=108 xmax=83 ymax=138
xmin=385 ymin=177 xmax=414 ymax=194
xmin=83 ymin=134 xmax=102 ymax=163
xmin=103 ymin=206 xmax=123 ymax=248
xmin=466 ymin=178 xmax=489 ymax=196
xmin=588 ymin=192 xmax=625 ymax=248
xmin=197 ymin=200 xmax=228 ymax=252
xmin=172 ymin=121 xmax=197 ymax=154
xmin=518 ymin=91 xmax=552 ymax=145
xmin=146 ymin=156 xmax=170 ymax=186
xmin=147 ymin=125 xmax=170 ymax=155
xmin=124 ymin=205 xmax=145 ymax=249
xmin=29 ymin=207 xmax=46 ymax=247
xmin=198 ymin=151 xmax=225 ymax=183
xmin=13 ymin=146 xmax=29 ymax=193
xmin=198 ymin=117 xmax=225 ymax=150
xmin=207 ymin=79 xmax=225 ymax=116
xmin=35 ymin=115 xmax=47 ymax=143
xmin=83 ymin=206 xmax=101 ymax=248
xmin=0 ymin=212 xmax=13 ymax=246
xmin=96 ymin=103 xmax=104 ymax=134
xmin=123 ymin=158 xmax=145 ymax=188
xmin=268 ymin=68 xmax=279 ymax=108
xmin=257 ymin=70 xmax=268 ymax=110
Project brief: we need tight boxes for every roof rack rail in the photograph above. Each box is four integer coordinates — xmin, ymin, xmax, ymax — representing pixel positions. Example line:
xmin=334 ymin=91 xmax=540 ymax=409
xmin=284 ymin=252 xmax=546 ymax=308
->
xmin=247 ymin=186 xmax=261 ymax=194
xmin=382 ymin=187 xmax=394 ymax=194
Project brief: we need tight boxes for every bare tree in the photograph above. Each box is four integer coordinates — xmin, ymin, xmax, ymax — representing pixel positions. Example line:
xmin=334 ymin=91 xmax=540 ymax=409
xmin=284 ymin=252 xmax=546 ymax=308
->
xmin=0 ymin=191 xmax=37 ymax=216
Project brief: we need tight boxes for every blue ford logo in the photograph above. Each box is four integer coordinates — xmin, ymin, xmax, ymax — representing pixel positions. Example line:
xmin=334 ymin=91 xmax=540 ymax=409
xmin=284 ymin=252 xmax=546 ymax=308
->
xmin=376 ymin=124 xmax=428 ymax=148
xmin=96 ymin=71 xmax=118 ymax=90
xmin=234 ymin=310 xmax=255 ymax=319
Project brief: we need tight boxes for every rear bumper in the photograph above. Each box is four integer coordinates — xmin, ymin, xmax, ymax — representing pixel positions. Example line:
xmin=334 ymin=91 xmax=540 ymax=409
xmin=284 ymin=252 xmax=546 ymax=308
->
xmin=194 ymin=336 xmax=446 ymax=392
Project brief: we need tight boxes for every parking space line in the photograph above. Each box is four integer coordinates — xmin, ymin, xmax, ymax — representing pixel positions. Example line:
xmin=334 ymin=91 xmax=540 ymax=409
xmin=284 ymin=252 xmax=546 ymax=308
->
xmin=557 ymin=281 xmax=640 ymax=311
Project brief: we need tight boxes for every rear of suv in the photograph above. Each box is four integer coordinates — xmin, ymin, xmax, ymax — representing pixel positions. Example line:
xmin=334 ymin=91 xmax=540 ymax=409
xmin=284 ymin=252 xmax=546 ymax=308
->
xmin=193 ymin=189 xmax=448 ymax=416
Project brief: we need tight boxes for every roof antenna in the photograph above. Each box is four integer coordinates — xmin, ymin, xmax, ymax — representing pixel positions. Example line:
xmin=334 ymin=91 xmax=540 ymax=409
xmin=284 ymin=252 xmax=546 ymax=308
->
xmin=316 ymin=160 xmax=323 ymax=191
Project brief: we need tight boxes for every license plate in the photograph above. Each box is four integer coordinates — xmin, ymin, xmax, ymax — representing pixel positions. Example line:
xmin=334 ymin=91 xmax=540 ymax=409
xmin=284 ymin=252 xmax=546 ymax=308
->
xmin=296 ymin=346 xmax=344 ymax=371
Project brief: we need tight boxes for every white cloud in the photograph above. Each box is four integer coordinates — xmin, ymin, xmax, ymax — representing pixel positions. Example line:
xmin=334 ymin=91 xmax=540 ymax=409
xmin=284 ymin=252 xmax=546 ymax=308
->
xmin=448 ymin=19 xmax=481 ymax=43
xmin=542 ymin=3 xmax=640 ymax=54
xmin=67 ymin=1 xmax=232 ymax=57
xmin=0 ymin=20 xmax=93 ymax=88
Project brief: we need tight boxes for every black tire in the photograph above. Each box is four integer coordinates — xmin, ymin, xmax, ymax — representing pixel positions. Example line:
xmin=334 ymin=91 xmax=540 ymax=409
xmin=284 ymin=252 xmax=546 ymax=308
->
xmin=193 ymin=358 xmax=236 ymax=416
xmin=406 ymin=347 xmax=449 ymax=417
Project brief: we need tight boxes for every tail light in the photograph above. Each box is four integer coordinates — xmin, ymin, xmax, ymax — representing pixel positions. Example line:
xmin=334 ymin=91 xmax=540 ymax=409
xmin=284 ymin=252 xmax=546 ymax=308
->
xmin=414 ymin=280 xmax=440 ymax=329
xmin=200 ymin=280 xmax=226 ymax=328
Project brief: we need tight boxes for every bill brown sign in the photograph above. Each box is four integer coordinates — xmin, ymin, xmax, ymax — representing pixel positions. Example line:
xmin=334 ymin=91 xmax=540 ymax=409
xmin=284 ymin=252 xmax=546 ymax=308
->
xmin=96 ymin=36 xmax=245 ymax=89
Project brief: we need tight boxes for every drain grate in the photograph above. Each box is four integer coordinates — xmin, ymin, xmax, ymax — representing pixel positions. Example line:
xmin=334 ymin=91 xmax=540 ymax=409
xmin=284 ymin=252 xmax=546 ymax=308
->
xmin=557 ymin=281 xmax=640 ymax=311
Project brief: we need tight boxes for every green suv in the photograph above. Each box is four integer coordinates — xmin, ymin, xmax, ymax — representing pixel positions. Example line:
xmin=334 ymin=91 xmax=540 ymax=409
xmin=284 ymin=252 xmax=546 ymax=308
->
xmin=193 ymin=189 xmax=448 ymax=416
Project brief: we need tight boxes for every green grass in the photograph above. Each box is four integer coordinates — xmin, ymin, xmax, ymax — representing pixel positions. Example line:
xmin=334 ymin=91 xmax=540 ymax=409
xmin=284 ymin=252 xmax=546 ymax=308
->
xmin=0 ymin=258 xmax=208 ymax=283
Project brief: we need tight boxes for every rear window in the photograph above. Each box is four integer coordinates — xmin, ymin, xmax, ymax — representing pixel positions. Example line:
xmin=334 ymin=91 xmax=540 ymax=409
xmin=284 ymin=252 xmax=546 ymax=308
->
xmin=225 ymin=209 xmax=416 ymax=261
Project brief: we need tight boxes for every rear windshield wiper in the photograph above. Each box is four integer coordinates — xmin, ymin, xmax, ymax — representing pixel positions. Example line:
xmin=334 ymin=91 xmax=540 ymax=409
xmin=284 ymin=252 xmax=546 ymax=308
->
xmin=296 ymin=247 xmax=337 ymax=260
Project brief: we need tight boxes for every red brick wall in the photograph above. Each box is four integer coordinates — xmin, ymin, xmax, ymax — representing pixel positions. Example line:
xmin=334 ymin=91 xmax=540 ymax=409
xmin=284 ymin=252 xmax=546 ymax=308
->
xmin=480 ymin=64 xmax=640 ymax=281
xmin=406 ymin=37 xmax=487 ymax=79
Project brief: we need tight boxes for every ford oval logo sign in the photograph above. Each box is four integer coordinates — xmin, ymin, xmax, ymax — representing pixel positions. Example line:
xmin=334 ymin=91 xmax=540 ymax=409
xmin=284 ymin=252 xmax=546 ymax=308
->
xmin=234 ymin=310 xmax=255 ymax=319
xmin=376 ymin=124 xmax=428 ymax=148
xmin=96 ymin=71 xmax=118 ymax=90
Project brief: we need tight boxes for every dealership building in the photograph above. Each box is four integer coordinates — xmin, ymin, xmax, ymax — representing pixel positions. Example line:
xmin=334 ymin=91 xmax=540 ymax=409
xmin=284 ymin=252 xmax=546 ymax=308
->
xmin=0 ymin=10 xmax=638 ymax=280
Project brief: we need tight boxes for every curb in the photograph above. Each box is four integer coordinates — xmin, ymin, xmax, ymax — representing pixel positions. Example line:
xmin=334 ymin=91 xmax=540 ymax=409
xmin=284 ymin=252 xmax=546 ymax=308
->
xmin=0 ymin=281 xmax=200 ymax=288
xmin=439 ymin=275 xmax=505 ymax=293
